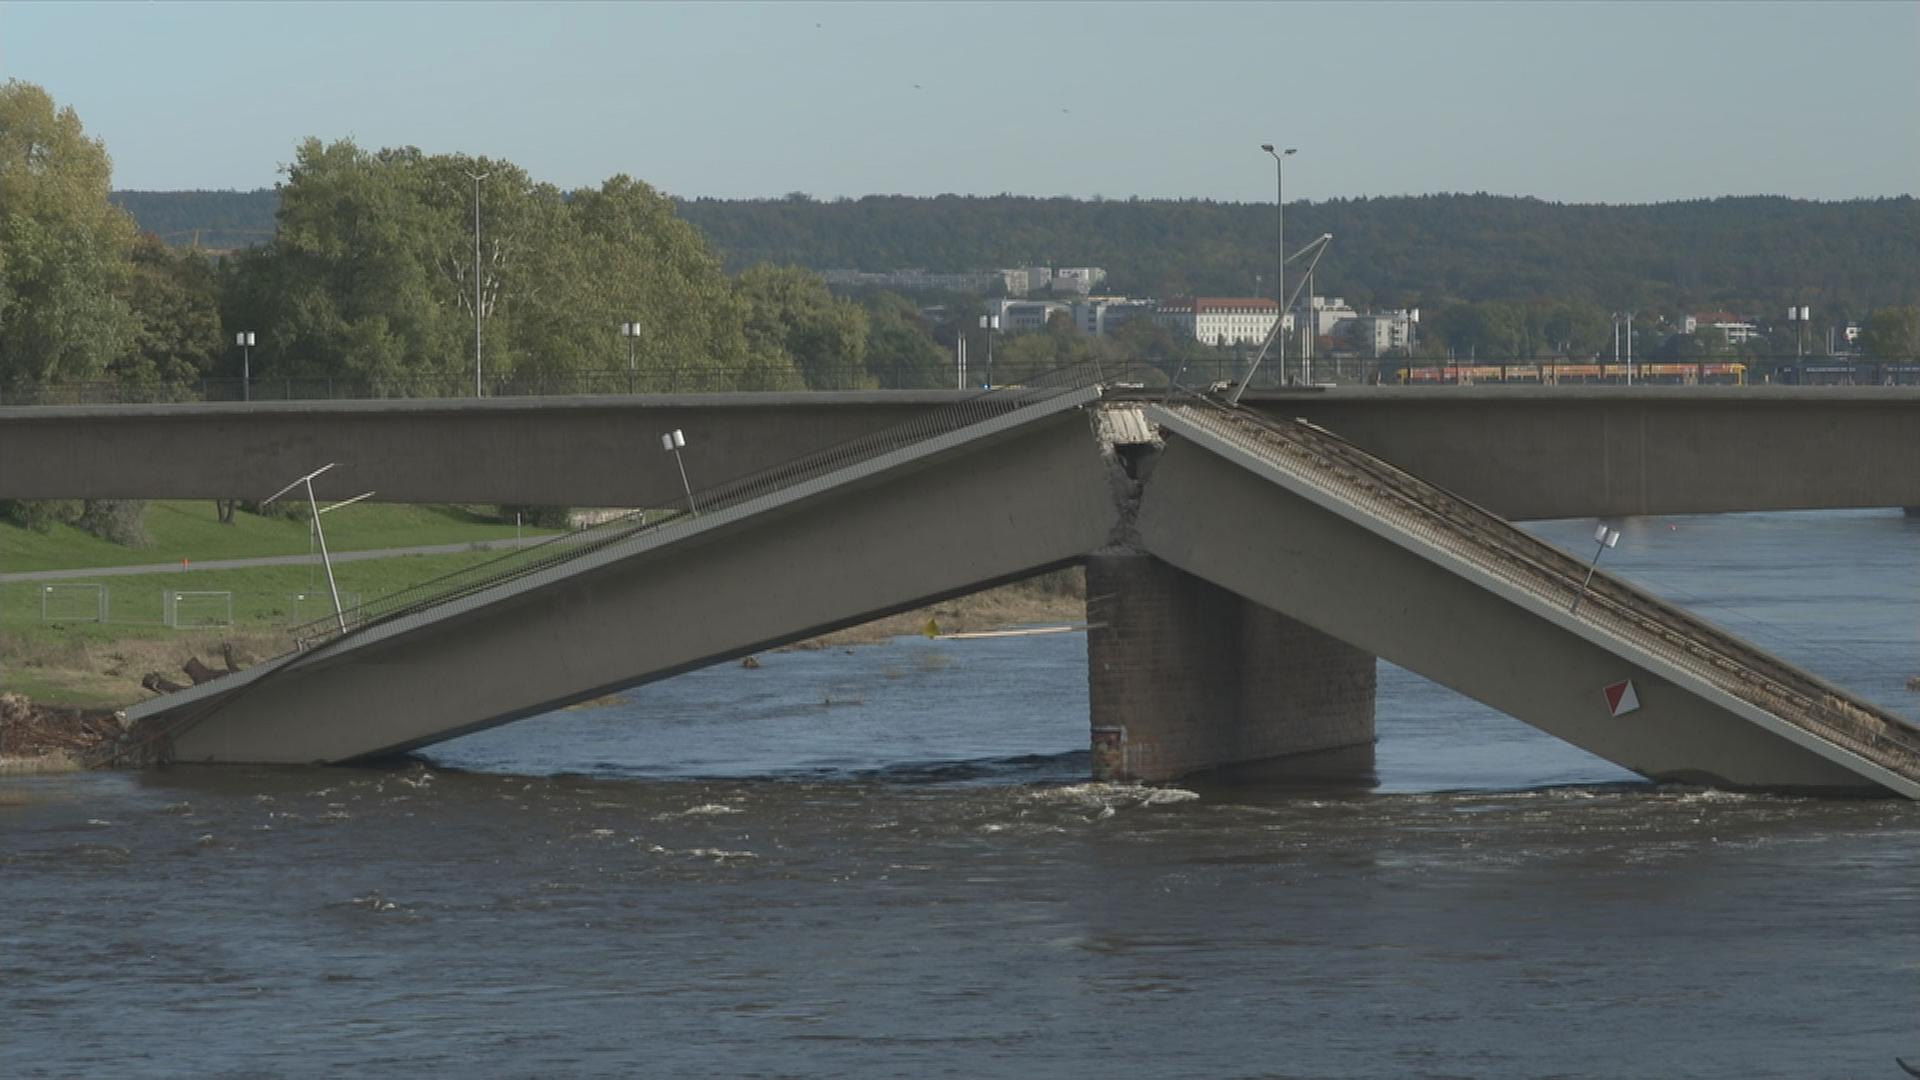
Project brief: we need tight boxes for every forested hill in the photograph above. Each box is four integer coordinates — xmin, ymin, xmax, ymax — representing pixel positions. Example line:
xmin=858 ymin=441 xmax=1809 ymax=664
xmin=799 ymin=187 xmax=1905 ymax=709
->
xmin=110 ymin=189 xmax=278 ymax=251
xmin=112 ymin=188 xmax=1920 ymax=315
xmin=673 ymin=194 xmax=1920 ymax=316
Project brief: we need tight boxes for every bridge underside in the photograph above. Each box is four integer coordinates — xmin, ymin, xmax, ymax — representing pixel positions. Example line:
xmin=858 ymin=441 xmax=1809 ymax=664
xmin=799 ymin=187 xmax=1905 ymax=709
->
xmin=153 ymin=410 xmax=1117 ymax=764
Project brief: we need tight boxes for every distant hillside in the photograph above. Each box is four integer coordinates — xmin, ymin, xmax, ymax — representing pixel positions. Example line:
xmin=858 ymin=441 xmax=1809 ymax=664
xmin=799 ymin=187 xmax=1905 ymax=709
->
xmin=111 ymin=189 xmax=278 ymax=252
xmin=675 ymin=193 xmax=1920 ymax=316
xmin=113 ymin=188 xmax=1920 ymax=315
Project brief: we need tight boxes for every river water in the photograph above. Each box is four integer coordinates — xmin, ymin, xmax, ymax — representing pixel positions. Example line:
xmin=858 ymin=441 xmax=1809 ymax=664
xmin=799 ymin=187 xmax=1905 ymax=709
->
xmin=5 ymin=511 xmax=1918 ymax=1077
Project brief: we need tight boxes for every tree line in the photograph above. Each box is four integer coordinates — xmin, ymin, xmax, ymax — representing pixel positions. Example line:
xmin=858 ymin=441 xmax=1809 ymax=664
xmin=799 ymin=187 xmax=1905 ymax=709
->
xmin=0 ymin=80 xmax=962 ymax=406
xmin=0 ymin=80 xmax=963 ymax=538
xmin=672 ymin=192 xmax=1920 ymax=324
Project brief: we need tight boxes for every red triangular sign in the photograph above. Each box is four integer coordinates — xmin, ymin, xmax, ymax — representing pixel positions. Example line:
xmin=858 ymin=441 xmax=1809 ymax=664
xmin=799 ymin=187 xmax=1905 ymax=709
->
xmin=1603 ymin=679 xmax=1640 ymax=717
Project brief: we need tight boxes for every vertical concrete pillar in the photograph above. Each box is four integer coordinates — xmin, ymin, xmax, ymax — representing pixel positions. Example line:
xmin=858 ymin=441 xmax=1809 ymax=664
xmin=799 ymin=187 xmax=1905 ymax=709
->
xmin=1085 ymin=553 xmax=1376 ymax=781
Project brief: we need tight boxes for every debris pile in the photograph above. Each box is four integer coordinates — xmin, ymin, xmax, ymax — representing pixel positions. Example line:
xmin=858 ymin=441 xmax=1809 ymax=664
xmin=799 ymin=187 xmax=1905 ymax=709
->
xmin=0 ymin=692 xmax=121 ymax=761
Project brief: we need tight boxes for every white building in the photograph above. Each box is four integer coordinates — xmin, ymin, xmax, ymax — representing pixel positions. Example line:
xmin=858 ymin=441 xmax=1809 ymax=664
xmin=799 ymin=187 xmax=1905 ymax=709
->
xmin=987 ymin=298 xmax=1072 ymax=332
xmin=1308 ymin=295 xmax=1359 ymax=338
xmin=1155 ymin=297 xmax=1287 ymax=347
xmin=1072 ymin=296 xmax=1156 ymax=337
xmin=1684 ymin=312 xmax=1762 ymax=345
xmin=1339 ymin=310 xmax=1417 ymax=356
xmin=1051 ymin=267 xmax=1108 ymax=295
xmin=999 ymin=265 xmax=1109 ymax=297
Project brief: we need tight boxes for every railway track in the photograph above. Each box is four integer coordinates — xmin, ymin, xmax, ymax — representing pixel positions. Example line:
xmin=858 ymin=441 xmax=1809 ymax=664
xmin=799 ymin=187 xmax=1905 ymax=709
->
xmin=1166 ymin=399 xmax=1920 ymax=785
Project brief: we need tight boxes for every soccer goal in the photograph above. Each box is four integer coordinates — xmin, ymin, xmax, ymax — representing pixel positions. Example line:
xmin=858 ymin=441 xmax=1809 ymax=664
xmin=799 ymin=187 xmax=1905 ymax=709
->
xmin=40 ymin=583 xmax=107 ymax=623
xmin=163 ymin=590 xmax=234 ymax=629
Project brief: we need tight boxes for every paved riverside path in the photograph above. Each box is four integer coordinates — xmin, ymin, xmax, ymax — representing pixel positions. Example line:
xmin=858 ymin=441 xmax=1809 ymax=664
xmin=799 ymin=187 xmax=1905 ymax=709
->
xmin=0 ymin=535 xmax=554 ymax=583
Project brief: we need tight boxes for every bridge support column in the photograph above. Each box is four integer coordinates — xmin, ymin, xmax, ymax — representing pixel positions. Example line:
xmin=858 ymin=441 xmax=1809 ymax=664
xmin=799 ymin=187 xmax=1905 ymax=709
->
xmin=1085 ymin=553 xmax=1377 ymax=782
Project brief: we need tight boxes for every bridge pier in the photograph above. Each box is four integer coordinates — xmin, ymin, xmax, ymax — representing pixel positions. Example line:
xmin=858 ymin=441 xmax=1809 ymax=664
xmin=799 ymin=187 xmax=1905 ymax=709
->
xmin=1084 ymin=553 xmax=1377 ymax=782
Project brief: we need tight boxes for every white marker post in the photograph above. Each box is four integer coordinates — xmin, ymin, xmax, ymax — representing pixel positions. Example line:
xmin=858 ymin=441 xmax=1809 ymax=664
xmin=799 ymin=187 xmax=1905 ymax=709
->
xmin=1570 ymin=523 xmax=1621 ymax=615
xmin=662 ymin=429 xmax=696 ymax=515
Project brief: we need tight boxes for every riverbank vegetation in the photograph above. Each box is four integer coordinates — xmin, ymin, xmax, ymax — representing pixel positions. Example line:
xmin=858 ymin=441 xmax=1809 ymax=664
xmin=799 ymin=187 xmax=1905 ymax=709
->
xmin=0 ymin=500 xmax=552 ymax=573
xmin=4 ymin=523 xmax=1086 ymax=715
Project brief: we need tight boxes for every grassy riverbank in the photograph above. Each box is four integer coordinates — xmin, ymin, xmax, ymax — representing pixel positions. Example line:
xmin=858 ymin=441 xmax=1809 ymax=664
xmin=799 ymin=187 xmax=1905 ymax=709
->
xmin=0 ymin=500 xmax=555 ymax=573
xmin=2 ymin=525 xmax=1088 ymax=714
xmin=0 ymin=549 xmax=515 ymax=707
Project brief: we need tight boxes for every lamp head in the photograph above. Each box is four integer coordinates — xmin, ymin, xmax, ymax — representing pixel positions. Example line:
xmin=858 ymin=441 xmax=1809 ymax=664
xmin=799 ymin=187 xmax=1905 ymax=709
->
xmin=1260 ymin=143 xmax=1274 ymax=152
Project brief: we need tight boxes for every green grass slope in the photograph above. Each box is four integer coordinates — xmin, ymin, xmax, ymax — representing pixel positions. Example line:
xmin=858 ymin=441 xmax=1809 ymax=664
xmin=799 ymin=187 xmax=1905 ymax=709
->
xmin=0 ymin=502 xmax=555 ymax=573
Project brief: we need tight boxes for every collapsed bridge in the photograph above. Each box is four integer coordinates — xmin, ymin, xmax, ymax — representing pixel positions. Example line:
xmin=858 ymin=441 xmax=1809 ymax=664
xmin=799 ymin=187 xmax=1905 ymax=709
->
xmin=117 ymin=375 xmax=1920 ymax=797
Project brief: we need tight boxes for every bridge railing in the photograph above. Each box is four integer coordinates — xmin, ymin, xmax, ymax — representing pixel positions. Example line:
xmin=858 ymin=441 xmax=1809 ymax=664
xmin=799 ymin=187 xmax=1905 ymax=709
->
xmin=283 ymin=361 xmax=1121 ymax=653
xmin=1163 ymin=399 xmax=1920 ymax=782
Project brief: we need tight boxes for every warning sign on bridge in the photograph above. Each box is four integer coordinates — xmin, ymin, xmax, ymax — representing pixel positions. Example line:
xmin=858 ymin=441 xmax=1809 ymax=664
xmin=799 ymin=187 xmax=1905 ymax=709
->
xmin=1603 ymin=679 xmax=1641 ymax=717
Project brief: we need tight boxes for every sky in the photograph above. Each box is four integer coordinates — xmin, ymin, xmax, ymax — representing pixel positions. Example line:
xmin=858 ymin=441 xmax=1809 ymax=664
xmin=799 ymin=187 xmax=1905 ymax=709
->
xmin=1 ymin=0 xmax=1914 ymax=204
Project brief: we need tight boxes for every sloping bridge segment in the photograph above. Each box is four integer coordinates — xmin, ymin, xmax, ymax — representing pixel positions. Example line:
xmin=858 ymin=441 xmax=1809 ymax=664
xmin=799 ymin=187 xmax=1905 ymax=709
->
xmin=1136 ymin=401 xmax=1920 ymax=796
xmin=124 ymin=382 xmax=1117 ymax=764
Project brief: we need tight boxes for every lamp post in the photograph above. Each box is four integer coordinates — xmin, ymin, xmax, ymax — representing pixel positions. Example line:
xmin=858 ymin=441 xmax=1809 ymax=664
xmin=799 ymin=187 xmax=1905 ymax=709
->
xmin=1625 ymin=311 xmax=1636 ymax=386
xmin=262 ymin=464 xmax=352 ymax=635
xmin=661 ymin=429 xmax=696 ymax=515
xmin=978 ymin=313 xmax=1000 ymax=388
xmin=235 ymin=331 xmax=256 ymax=401
xmin=1570 ymin=523 xmax=1621 ymax=615
xmin=620 ymin=321 xmax=642 ymax=394
xmin=465 ymin=169 xmax=490 ymax=397
xmin=1260 ymin=143 xmax=1296 ymax=382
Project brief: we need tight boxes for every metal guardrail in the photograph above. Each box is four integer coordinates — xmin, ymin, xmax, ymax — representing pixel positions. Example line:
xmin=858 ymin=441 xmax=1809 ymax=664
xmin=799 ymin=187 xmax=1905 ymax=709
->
xmin=1163 ymin=399 xmax=1920 ymax=784
xmin=281 ymin=361 xmax=1121 ymax=653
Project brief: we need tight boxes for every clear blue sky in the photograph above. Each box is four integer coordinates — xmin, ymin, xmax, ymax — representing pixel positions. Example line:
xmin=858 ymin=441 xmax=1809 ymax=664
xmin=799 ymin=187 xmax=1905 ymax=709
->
xmin=2 ymin=0 xmax=1913 ymax=203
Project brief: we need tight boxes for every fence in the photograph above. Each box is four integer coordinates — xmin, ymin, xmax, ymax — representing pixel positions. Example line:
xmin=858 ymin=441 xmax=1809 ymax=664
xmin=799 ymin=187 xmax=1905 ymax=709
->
xmin=39 ymin=583 xmax=107 ymax=623
xmin=162 ymin=590 xmax=233 ymax=629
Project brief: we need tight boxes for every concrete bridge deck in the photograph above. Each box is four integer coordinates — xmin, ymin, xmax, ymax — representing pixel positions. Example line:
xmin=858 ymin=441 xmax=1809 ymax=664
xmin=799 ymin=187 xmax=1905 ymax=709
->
xmin=14 ymin=385 xmax=1920 ymax=518
xmin=1137 ymin=402 xmax=1920 ymax=796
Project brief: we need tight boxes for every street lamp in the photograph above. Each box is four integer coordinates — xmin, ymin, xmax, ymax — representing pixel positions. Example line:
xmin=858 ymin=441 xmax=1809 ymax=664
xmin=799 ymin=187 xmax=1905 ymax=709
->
xmin=262 ymin=463 xmax=352 ymax=635
xmin=1260 ymin=143 xmax=1297 ymax=382
xmin=1625 ymin=311 xmax=1636 ymax=385
xmin=661 ymin=429 xmax=696 ymax=515
xmin=235 ymin=331 xmax=256 ymax=401
xmin=465 ymin=169 xmax=490 ymax=397
xmin=620 ymin=321 xmax=642 ymax=393
xmin=1570 ymin=523 xmax=1621 ymax=615
xmin=1788 ymin=305 xmax=1810 ymax=359
xmin=978 ymin=313 xmax=1000 ymax=388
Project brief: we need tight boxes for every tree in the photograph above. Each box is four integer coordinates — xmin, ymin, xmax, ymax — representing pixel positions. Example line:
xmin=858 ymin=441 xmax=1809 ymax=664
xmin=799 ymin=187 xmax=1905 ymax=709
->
xmin=734 ymin=264 xmax=867 ymax=388
xmin=113 ymin=233 xmax=223 ymax=388
xmin=1860 ymin=307 xmax=1920 ymax=360
xmin=223 ymin=140 xmax=762 ymax=394
xmin=860 ymin=292 xmax=948 ymax=388
xmin=0 ymin=81 xmax=138 ymax=389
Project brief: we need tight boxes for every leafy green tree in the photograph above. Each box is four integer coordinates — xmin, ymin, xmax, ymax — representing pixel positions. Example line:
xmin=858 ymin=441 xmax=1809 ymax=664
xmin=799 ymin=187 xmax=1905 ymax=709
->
xmin=0 ymin=81 xmax=138 ymax=389
xmin=734 ymin=264 xmax=867 ymax=388
xmin=1860 ymin=307 xmax=1920 ymax=359
xmin=223 ymin=140 xmax=761 ymax=394
xmin=112 ymin=233 xmax=223 ymax=388
xmin=860 ymin=292 xmax=949 ymax=388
